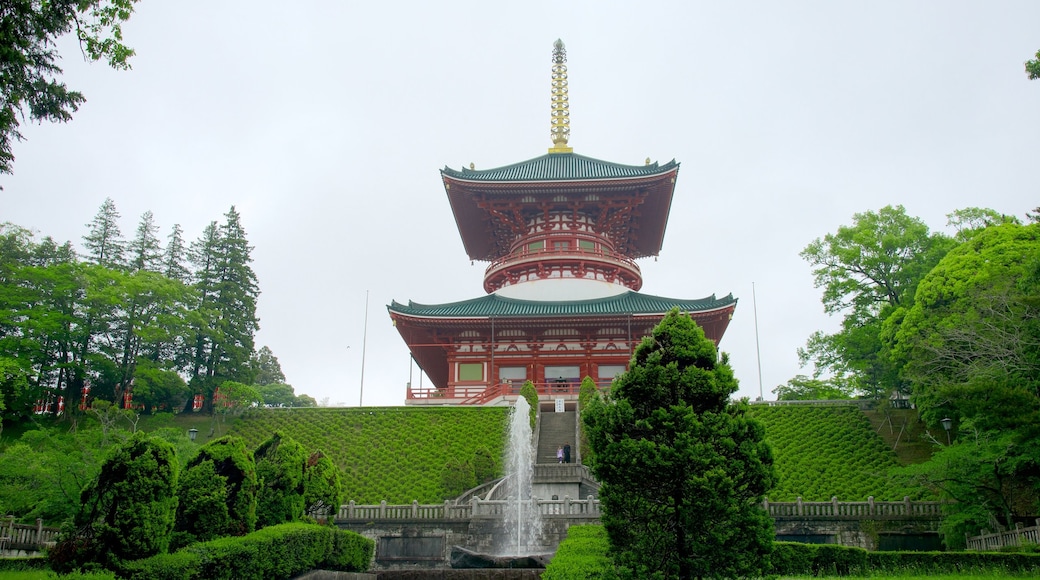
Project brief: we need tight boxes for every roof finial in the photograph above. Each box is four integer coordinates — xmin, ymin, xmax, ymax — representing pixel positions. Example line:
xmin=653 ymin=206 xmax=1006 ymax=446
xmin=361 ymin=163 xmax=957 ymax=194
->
xmin=548 ymin=39 xmax=573 ymax=154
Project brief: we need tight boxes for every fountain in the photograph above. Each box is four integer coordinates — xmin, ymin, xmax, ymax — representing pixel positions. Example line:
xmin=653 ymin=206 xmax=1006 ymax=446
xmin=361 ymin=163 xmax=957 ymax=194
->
xmin=450 ymin=396 xmax=551 ymax=569
xmin=499 ymin=396 xmax=543 ymax=555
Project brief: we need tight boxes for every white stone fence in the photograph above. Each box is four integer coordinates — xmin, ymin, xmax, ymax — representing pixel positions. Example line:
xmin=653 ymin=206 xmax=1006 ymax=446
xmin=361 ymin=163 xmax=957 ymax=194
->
xmin=967 ymin=520 xmax=1040 ymax=551
xmin=764 ymin=497 xmax=944 ymax=518
xmin=337 ymin=497 xmax=942 ymax=522
xmin=337 ymin=496 xmax=601 ymax=521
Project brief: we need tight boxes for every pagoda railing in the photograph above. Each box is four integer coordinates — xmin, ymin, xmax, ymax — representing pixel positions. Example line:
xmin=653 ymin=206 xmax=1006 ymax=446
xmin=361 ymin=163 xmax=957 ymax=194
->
xmin=406 ymin=381 xmax=604 ymax=405
xmin=483 ymin=247 xmax=641 ymax=292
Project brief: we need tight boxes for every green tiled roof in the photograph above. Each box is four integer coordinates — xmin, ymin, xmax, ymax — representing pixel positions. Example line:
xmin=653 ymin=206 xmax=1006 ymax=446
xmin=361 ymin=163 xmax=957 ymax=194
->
xmin=388 ymin=290 xmax=735 ymax=318
xmin=441 ymin=152 xmax=679 ymax=182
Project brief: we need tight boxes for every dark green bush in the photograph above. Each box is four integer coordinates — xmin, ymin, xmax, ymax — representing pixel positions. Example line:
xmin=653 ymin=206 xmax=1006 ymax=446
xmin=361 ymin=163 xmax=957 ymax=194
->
xmin=254 ymin=432 xmax=307 ymax=528
xmin=325 ymin=528 xmax=376 ymax=572
xmin=121 ymin=522 xmax=372 ymax=580
xmin=812 ymin=543 xmax=868 ymax=576
xmin=770 ymin=541 xmax=815 ymax=575
xmin=50 ymin=432 xmax=179 ymax=573
xmin=174 ymin=435 xmax=258 ymax=547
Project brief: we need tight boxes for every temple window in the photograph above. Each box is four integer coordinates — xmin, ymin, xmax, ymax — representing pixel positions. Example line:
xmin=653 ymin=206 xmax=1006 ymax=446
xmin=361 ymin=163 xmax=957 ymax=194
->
xmin=458 ymin=363 xmax=484 ymax=382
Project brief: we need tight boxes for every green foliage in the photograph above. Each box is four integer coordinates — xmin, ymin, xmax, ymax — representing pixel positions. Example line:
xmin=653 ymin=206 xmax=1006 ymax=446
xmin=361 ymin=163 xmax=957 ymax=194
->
xmin=577 ymin=376 xmax=598 ymax=462
xmin=774 ymin=541 xmax=1040 ymax=576
xmin=542 ymin=525 xmax=616 ymax=580
xmin=519 ymin=380 xmax=538 ymax=429
xmin=174 ymin=436 xmax=258 ymax=548
xmin=799 ymin=205 xmax=956 ymax=398
xmin=750 ymin=405 xmax=924 ymax=501
xmin=303 ymin=450 xmax=342 ymax=520
xmin=187 ymin=207 xmax=260 ymax=402
xmin=471 ymin=445 xmax=497 ymax=485
xmin=1028 ymin=49 xmax=1040 ymax=80
xmin=227 ymin=407 xmax=508 ymax=503
xmin=890 ymin=223 xmax=1040 ymax=542
xmin=895 ymin=223 xmax=1040 ymax=429
xmin=255 ymin=383 xmax=295 ymax=407
xmin=253 ymin=431 xmax=307 ymax=528
xmin=0 ymin=1 xmax=139 ymax=175
xmin=132 ymin=359 xmax=190 ymax=414
xmin=773 ymin=374 xmax=854 ymax=401
xmin=250 ymin=346 xmax=286 ymax=386
xmin=324 ymin=527 xmax=376 ymax=572
xmin=121 ymin=522 xmax=373 ymax=579
xmin=583 ymin=309 xmax=775 ymax=579
xmin=51 ymin=432 xmax=179 ymax=573
xmin=440 ymin=457 xmax=476 ymax=499
xmin=0 ymin=421 xmax=113 ymax=524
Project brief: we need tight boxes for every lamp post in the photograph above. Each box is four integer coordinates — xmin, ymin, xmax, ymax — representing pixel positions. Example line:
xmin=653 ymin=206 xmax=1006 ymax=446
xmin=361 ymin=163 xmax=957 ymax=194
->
xmin=188 ymin=428 xmax=198 ymax=442
xmin=940 ymin=417 xmax=952 ymax=445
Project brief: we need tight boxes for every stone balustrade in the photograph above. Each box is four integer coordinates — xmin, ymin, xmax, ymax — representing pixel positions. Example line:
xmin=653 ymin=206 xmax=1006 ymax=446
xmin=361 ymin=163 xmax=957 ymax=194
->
xmin=764 ymin=497 xmax=944 ymax=519
xmin=337 ymin=497 xmax=941 ymax=523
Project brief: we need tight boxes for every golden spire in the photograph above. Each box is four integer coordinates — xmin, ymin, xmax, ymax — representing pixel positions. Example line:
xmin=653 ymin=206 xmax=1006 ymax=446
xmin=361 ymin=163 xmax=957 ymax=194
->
xmin=548 ymin=39 xmax=573 ymax=153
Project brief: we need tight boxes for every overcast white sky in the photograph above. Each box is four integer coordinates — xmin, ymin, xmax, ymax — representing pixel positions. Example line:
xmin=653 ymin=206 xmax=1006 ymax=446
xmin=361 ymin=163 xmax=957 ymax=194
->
xmin=3 ymin=2 xmax=1037 ymax=406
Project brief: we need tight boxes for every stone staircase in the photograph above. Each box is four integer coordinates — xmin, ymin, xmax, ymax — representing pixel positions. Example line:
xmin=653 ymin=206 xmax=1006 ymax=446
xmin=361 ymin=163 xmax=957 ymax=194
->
xmin=536 ymin=411 xmax=577 ymax=465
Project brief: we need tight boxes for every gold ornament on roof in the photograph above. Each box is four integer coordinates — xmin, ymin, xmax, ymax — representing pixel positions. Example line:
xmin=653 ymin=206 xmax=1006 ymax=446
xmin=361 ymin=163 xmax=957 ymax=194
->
xmin=549 ymin=39 xmax=573 ymax=154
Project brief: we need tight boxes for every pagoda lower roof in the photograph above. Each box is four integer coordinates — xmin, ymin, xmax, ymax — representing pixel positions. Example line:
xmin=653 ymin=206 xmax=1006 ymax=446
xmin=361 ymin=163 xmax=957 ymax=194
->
xmin=441 ymin=152 xmax=679 ymax=183
xmin=388 ymin=290 xmax=735 ymax=319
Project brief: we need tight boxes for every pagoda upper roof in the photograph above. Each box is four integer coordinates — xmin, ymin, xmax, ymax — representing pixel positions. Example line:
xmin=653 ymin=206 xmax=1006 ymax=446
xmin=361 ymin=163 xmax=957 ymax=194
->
xmin=442 ymin=152 xmax=680 ymax=262
xmin=441 ymin=152 xmax=679 ymax=183
xmin=388 ymin=290 xmax=735 ymax=319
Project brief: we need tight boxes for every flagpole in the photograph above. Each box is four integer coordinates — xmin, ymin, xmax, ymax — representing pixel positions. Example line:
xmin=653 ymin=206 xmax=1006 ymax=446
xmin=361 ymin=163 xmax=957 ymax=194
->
xmin=360 ymin=290 xmax=369 ymax=407
xmin=752 ymin=281 xmax=764 ymax=401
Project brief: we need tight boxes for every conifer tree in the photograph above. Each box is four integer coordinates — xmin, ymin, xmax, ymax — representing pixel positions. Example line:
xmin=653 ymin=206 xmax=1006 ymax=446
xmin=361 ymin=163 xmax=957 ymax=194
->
xmin=127 ymin=210 xmax=162 ymax=273
xmin=82 ymin=197 xmax=126 ymax=269
xmin=583 ymin=309 xmax=775 ymax=579
xmin=50 ymin=432 xmax=179 ymax=572
xmin=162 ymin=223 xmax=190 ymax=283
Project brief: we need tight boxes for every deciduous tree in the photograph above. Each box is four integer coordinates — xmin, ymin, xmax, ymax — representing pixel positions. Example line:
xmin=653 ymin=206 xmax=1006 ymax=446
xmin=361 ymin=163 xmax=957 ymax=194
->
xmin=0 ymin=0 xmax=139 ymax=176
xmin=583 ymin=310 xmax=775 ymax=579
xmin=799 ymin=205 xmax=955 ymax=398
xmin=1027 ymin=49 xmax=1040 ymax=80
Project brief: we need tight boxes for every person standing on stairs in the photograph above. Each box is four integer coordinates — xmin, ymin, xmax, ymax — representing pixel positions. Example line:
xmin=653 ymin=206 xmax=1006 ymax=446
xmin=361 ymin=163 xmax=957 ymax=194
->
xmin=557 ymin=445 xmax=564 ymax=464
xmin=563 ymin=442 xmax=571 ymax=464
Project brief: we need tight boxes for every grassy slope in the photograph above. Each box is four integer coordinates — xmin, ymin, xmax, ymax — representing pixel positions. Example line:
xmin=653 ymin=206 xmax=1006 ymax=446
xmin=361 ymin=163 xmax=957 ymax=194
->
xmin=224 ymin=406 xmax=509 ymax=504
xmin=5 ymin=403 xmax=931 ymax=506
xmin=749 ymin=405 xmax=931 ymax=501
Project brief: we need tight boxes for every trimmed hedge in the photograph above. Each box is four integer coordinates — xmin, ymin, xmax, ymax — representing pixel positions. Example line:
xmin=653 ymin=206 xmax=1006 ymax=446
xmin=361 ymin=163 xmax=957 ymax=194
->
xmin=120 ymin=522 xmax=373 ymax=580
xmin=546 ymin=527 xmax=1040 ymax=578
xmin=542 ymin=525 xmax=615 ymax=580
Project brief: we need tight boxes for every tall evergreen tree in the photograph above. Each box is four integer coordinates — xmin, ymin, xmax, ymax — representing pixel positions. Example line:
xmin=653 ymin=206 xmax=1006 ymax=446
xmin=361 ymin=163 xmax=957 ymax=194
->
xmin=82 ymin=197 xmax=126 ymax=269
xmin=162 ymin=223 xmax=190 ymax=283
xmin=187 ymin=208 xmax=260 ymax=408
xmin=127 ymin=210 xmax=162 ymax=273
xmin=583 ymin=310 xmax=775 ymax=580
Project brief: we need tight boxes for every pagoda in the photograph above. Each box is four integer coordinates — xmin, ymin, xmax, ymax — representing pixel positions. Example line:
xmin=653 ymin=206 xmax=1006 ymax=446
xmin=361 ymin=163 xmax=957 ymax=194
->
xmin=389 ymin=40 xmax=737 ymax=405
